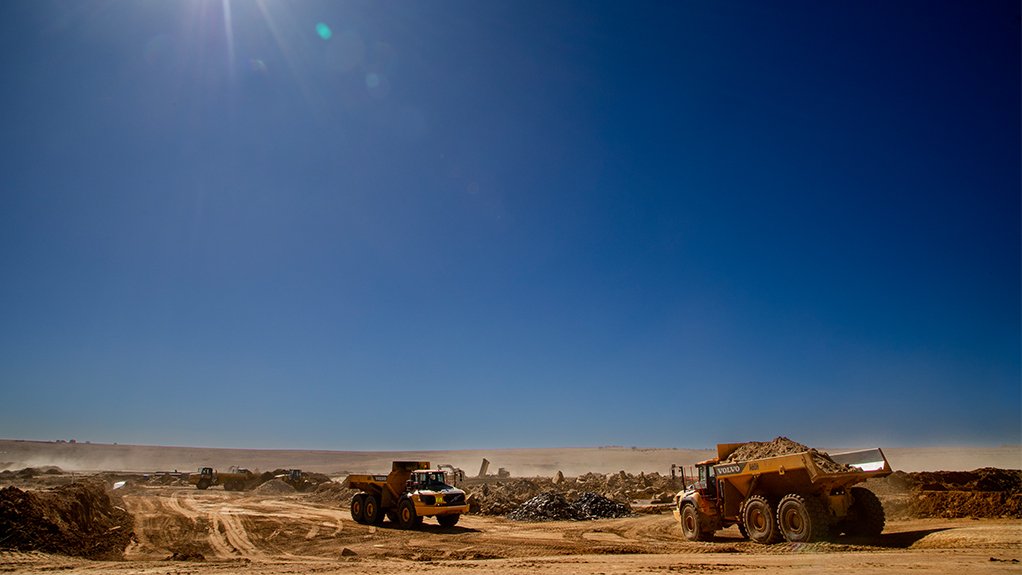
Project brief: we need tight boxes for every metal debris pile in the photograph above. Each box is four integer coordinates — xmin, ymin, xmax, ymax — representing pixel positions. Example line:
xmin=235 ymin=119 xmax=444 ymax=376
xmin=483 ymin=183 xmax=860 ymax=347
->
xmin=506 ymin=491 xmax=631 ymax=522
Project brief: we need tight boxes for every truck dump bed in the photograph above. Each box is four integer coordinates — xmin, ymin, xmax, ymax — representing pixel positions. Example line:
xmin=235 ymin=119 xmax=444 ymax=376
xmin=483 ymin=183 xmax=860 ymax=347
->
xmin=713 ymin=446 xmax=892 ymax=500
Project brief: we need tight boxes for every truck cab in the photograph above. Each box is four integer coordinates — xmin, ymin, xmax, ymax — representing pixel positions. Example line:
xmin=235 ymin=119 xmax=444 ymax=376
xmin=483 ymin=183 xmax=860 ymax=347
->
xmin=674 ymin=458 xmax=727 ymax=541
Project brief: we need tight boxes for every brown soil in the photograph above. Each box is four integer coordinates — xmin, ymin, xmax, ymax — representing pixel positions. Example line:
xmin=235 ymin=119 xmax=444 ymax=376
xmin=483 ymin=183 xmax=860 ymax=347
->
xmin=0 ymin=480 xmax=135 ymax=558
xmin=865 ymin=468 xmax=1022 ymax=519
xmin=724 ymin=437 xmax=851 ymax=474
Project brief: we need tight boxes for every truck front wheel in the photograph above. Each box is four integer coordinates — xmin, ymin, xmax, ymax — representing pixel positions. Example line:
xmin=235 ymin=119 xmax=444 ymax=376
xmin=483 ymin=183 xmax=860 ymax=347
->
xmin=680 ymin=504 xmax=708 ymax=541
xmin=777 ymin=494 xmax=830 ymax=542
xmin=397 ymin=499 xmax=418 ymax=529
xmin=742 ymin=495 xmax=780 ymax=544
xmin=437 ymin=514 xmax=459 ymax=528
xmin=350 ymin=494 xmax=367 ymax=524
xmin=196 ymin=479 xmax=211 ymax=490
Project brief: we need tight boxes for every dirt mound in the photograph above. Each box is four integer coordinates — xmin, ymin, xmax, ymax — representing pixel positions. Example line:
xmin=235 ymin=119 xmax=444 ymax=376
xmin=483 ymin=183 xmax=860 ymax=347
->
xmin=725 ymin=437 xmax=851 ymax=474
xmin=0 ymin=480 xmax=135 ymax=558
xmin=507 ymin=491 xmax=631 ymax=521
xmin=866 ymin=468 xmax=1022 ymax=519
xmin=253 ymin=478 xmax=296 ymax=495
xmin=0 ymin=466 xmax=64 ymax=480
xmin=305 ymin=480 xmax=359 ymax=504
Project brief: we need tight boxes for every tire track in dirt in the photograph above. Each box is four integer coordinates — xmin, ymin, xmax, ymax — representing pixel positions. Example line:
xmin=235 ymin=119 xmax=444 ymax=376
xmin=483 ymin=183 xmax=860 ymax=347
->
xmin=216 ymin=509 xmax=266 ymax=559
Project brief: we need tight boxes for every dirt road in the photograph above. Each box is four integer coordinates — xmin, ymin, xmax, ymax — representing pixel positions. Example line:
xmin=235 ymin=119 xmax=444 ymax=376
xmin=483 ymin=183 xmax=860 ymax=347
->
xmin=3 ymin=485 xmax=1019 ymax=574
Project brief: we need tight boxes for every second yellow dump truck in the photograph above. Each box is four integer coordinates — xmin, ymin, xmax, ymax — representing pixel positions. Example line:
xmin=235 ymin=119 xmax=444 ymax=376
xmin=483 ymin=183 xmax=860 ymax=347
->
xmin=674 ymin=443 xmax=892 ymax=543
xmin=345 ymin=461 xmax=469 ymax=529
xmin=188 ymin=466 xmax=255 ymax=491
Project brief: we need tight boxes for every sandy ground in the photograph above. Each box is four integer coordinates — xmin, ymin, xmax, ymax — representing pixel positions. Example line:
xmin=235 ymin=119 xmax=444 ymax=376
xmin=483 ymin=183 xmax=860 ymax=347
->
xmin=2 ymin=441 xmax=1020 ymax=574
xmin=3 ymin=485 xmax=1021 ymax=575
xmin=2 ymin=439 xmax=1020 ymax=475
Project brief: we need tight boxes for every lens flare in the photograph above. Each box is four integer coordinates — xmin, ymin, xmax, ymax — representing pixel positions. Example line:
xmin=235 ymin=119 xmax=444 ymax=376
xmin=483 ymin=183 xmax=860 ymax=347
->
xmin=315 ymin=22 xmax=332 ymax=40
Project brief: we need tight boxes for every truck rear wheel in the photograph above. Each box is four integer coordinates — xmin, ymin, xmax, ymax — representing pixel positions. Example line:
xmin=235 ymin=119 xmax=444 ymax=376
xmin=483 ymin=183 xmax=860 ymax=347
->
xmin=437 ymin=514 xmax=460 ymax=528
xmin=843 ymin=487 xmax=885 ymax=537
xmin=742 ymin=495 xmax=781 ymax=544
xmin=363 ymin=495 xmax=383 ymax=525
xmin=679 ymin=503 xmax=709 ymax=541
xmin=397 ymin=499 xmax=418 ymax=529
xmin=350 ymin=494 xmax=367 ymax=524
xmin=777 ymin=494 xmax=830 ymax=543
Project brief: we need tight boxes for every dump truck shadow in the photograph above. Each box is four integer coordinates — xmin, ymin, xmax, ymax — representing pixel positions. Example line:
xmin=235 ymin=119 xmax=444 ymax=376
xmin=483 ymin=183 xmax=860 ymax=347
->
xmin=373 ymin=523 xmax=481 ymax=535
xmin=837 ymin=528 xmax=951 ymax=549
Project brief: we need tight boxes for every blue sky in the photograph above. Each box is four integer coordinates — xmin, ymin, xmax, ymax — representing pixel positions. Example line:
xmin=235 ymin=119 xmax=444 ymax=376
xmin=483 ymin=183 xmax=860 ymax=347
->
xmin=1 ymin=0 xmax=1018 ymax=450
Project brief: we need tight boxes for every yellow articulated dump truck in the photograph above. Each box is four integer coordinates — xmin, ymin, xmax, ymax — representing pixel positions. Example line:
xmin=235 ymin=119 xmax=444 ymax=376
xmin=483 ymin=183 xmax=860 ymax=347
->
xmin=674 ymin=442 xmax=891 ymax=544
xmin=345 ymin=461 xmax=469 ymax=529
xmin=188 ymin=466 xmax=255 ymax=491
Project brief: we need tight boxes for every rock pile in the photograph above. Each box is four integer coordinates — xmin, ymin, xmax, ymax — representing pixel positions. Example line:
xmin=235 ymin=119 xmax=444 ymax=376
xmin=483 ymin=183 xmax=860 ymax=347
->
xmin=0 ymin=480 xmax=135 ymax=558
xmin=465 ymin=471 xmax=676 ymax=516
xmin=725 ymin=437 xmax=851 ymax=474
xmin=507 ymin=491 xmax=631 ymax=521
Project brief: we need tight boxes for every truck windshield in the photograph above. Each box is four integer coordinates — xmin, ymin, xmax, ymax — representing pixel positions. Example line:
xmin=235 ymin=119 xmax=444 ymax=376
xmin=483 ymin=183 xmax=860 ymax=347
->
xmin=415 ymin=472 xmax=449 ymax=488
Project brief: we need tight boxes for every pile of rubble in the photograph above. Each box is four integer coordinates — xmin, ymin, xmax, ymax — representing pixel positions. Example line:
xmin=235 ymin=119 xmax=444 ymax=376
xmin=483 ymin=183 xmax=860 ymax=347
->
xmin=0 ymin=480 xmax=135 ymax=558
xmin=725 ymin=437 xmax=851 ymax=474
xmin=464 ymin=471 xmax=675 ymax=516
xmin=506 ymin=491 xmax=631 ymax=521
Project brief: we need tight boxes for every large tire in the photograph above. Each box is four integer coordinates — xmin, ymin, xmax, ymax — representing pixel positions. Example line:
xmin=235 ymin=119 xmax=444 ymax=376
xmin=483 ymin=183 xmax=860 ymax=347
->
xmin=777 ymin=494 xmax=830 ymax=543
xmin=437 ymin=514 xmax=460 ymax=528
xmin=363 ymin=495 xmax=383 ymax=525
xmin=742 ymin=495 xmax=781 ymax=544
xmin=397 ymin=499 xmax=418 ymax=529
xmin=350 ymin=493 xmax=367 ymax=524
xmin=737 ymin=522 xmax=749 ymax=540
xmin=196 ymin=479 xmax=211 ymax=490
xmin=679 ymin=503 xmax=708 ymax=542
xmin=844 ymin=487 xmax=885 ymax=537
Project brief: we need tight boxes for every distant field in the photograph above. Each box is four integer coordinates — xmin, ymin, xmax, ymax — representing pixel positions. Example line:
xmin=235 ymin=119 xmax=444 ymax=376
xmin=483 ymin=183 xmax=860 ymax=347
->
xmin=1 ymin=439 xmax=1017 ymax=475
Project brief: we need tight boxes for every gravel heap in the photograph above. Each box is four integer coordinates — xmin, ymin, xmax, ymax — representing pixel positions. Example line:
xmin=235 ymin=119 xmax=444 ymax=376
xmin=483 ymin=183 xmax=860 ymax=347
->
xmin=725 ymin=437 xmax=851 ymax=474
xmin=507 ymin=491 xmax=631 ymax=522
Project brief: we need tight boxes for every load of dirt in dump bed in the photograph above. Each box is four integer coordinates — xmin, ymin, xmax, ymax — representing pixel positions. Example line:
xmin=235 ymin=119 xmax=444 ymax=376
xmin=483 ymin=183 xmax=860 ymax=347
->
xmin=507 ymin=491 xmax=631 ymax=521
xmin=725 ymin=437 xmax=851 ymax=474
xmin=465 ymin=472 xmax=673 ymax=516
xmin=865 ymin=468 xmax=1022 ymax=519
xmin=0 ymin=480 xmax=134 ymax=558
